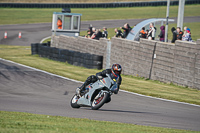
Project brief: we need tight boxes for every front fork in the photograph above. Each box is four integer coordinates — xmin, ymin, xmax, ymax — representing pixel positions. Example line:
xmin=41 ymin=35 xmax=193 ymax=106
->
xmin=94 ymin=90 xmax=112 ymax=100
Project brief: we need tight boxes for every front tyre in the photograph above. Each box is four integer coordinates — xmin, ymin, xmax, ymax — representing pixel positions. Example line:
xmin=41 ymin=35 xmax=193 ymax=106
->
xmin=91 ymin=92 xmax=109 ymax=110
xmin=70 ymin=94 xmax=80 ymax=108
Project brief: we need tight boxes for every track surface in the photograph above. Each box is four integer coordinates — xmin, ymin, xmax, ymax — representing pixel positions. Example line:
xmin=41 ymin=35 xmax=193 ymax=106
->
xmin=0 ymin=59 xmax=200 ymax=131
xmin=0 ymin=17 xmax=200 ymax=131
xmin=0 ymin=16 xmax=200 ymax=46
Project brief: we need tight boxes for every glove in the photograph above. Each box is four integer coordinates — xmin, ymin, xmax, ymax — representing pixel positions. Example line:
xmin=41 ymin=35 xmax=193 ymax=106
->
xmin=97 ymin=75 xmax=103 ymax=80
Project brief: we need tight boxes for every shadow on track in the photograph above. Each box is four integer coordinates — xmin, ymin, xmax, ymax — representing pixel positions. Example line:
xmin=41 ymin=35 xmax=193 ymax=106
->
xmin=81 ymin=108 xmax=158 ymax=114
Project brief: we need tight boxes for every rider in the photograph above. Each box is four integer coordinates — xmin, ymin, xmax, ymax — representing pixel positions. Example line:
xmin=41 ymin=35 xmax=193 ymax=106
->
xmin=76 ymin=63 xmax=122 ymax=96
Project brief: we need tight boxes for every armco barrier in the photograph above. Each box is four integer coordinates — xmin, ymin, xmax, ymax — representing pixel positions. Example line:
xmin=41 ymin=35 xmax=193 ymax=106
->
xmin=31 ymin=43 xmax=103 ymax=70
xmin=1 ymin=0 xmax=199 ymax=8
xmin=52 ymin=35 xmax=200 ymax=90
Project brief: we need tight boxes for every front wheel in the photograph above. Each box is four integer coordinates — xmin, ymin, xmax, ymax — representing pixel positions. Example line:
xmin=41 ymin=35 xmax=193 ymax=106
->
xmin=70 ymin=94 xmax=80 ymax=108
xmin=91 ymin=92 xmax=109 ymax=110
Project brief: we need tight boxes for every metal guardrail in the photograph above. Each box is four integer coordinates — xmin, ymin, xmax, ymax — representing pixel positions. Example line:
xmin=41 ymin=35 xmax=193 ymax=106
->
xmin=0 ymin=0 xmax=199 ymax=8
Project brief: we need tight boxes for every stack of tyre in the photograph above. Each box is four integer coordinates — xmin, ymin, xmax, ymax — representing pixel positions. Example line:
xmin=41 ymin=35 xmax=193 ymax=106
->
xmin=31 ymin=43 xmax=103 ymax=70
xmin=37 ymin=43 xmax=50 ymax=58
xmin=31 ymin=43 xmax=39 ymax=55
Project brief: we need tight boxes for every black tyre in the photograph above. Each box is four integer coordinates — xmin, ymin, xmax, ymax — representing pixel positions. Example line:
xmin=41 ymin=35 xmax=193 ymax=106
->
xmin=91 ymin=61 xmax=102 ymax=66
xmin=70 ymin=94 xmax=80 ymax=108
xmin=105 ymin=96 xmax=111 ymax=103
xmin=61 ymin=49 xmax=70 ymax=56
xmin=31 ymin=51 xmax=37 ymax=55
xmin=92 ymin=55 xmax=103 ymax=61
xmin=69 ymin=51 xmax=75 ymax=57
xmin=84 ymin=53 xmax=92 ymax=60
xmin=41 ymin=43 xmax=48 ymax=46
xmin=91 ymin=65 xmax=102 ymax=70
xmin=91 ymin=92 xmax=109 ymax=110
xmin=31 ymin=43 xmax=39 ymax=55
xmin=52 ymin=48 xmax=59 ymax=54
xmin=47 ymin=41 xmax=51 ymax=47
xmin=73 ymin=62 xmax=80 ymax=66
xmin=74 ymin=51 xmax=81 ymax=58
xmin=31 ymin=47 xmax=37 ymax=52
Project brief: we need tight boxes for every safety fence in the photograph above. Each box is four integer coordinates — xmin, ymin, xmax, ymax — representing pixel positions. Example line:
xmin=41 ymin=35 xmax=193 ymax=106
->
xmin=31 ymin=43 xmax=103 ymax=70
xmin=1 ymin=0 xmax=199 ymax=8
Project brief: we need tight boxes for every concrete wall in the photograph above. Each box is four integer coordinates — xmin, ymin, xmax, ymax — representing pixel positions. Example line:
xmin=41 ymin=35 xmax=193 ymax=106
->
xmin=173 ymin=40 xmax=200 ymax=89
xmin=52 ymin=35 xmax=200 ymax=90
xmin=52 ymin=35 xmax=107 ymax=56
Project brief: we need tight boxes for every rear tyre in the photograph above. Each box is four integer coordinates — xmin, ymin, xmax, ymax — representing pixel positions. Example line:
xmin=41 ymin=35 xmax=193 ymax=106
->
xmin=91 ymin=92 xmax=109 ymax=110
xmin=70 ymin=94 xmax=80 ymax=108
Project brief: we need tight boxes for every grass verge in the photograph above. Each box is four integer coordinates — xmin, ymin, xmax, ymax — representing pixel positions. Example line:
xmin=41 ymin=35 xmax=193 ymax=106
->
xmin=0 ymin=111 xmax=199 ymax=133
xmin=0 ymin=5 xmax=200 ymax=25
xmin=0 ymin=45 xmax=200 ymax=105
xmin=0 ymin=0 xmax=180 ymax=3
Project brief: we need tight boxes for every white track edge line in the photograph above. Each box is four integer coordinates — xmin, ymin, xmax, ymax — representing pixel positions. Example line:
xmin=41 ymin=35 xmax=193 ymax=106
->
xmin=119 ymin=90 xmax=200 ymax=107
xmin=1 ymin=58 xmax=200 ymax=108
xmin=40 ymin=36 xmax=51 ymax=43
xmin=0 ymin=58 xmax=83 ymax=84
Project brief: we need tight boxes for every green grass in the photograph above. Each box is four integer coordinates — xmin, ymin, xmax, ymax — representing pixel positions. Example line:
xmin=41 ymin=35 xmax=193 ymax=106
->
xmin=42 ymin=37 xmax=51 ymax=43
xmin=0 ymin=4 xmax=200 ymax=25
xmin=0 ymin=0 xmax=179 ymax=3
xmin=0 ymin=111 xmax=199 ymax=133
xmin=0 ymin=45 xmax=200 ymax=105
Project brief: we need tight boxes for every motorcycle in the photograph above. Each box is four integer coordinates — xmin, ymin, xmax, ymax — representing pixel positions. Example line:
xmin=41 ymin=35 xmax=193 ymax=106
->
xmin=70 ymin=74 xmax=119 ymax=110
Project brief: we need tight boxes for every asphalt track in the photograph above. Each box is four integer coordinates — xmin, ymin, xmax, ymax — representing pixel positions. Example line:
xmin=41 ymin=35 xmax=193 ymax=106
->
xmin=0 ymin=16 xmax=200 ymax=46
xmin=0 ymin=17 xmax=200 ymax=131
xmin=0 ymin=59 xmax=200 ymax=131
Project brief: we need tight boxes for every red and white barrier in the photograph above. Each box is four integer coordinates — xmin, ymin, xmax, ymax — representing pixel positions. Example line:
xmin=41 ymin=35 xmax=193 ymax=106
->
xmin=4 ymin=32 xmax=7 ymax=39
xmin=18 ymin=32 xmax=22 ymax=38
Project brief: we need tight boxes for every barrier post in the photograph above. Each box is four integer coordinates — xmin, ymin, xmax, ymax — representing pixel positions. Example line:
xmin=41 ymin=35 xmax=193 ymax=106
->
xmin=106 ymin=40 xmax=111 ymax=69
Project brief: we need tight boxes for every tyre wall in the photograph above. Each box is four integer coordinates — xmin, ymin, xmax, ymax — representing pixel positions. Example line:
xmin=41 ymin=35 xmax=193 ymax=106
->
xmin=51 ymin=35 xmax=107 ymax=68
xmin=31 ymin=43 xmax=103 ymax=70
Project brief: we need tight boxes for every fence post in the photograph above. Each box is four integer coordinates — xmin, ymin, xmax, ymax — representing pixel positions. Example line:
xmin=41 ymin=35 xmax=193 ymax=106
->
xmin=106 ymin=40 xmax=111 ymax=69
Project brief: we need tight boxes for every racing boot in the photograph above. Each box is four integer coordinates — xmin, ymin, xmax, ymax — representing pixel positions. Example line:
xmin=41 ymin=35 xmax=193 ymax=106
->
xmin=76 ymin=87 xmax=81 ymax=96
xmin=76 ymin=83 xmax=86 ymax=96
xmin=76 ymin=76 xmax=94 ymax=96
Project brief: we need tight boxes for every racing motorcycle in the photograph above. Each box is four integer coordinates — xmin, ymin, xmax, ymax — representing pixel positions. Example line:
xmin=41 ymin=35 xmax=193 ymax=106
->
xmin=70 ymin=74 xmax=119 ymax=110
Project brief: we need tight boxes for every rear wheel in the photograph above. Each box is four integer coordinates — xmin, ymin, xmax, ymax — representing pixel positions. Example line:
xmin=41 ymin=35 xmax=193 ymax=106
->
xmin=91 ymin=92 xmax=109 ymax=110
xmin=70 ymin=94 xmax=80 ymax=108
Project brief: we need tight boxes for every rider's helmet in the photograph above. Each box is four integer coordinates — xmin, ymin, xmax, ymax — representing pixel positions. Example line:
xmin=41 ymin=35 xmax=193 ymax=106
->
xmin=111 ymin=63 xmax=122 ymax=77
